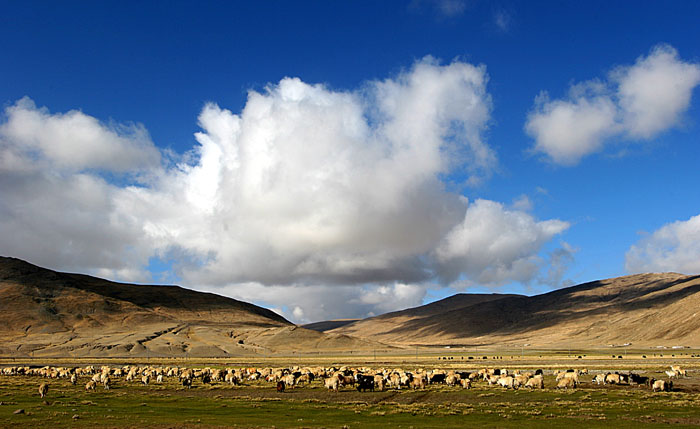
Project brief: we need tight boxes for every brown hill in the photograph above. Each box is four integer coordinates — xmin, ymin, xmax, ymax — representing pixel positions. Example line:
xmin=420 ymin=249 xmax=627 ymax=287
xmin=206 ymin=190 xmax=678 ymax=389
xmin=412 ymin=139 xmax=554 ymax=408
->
xmin=0 ymin=257 xmax=384 ymax=357
xmin=330 ymin=273 xmax=700 ymax=348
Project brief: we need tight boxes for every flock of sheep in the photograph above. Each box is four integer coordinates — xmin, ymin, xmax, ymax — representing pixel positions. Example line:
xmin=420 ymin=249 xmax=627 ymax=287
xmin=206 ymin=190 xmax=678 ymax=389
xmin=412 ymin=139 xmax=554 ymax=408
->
xmin=1 ymin=363 xmax=688 ymax=399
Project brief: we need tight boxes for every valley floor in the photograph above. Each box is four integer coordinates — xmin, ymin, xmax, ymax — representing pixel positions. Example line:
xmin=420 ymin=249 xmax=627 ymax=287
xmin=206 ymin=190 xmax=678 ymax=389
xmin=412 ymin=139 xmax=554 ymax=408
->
xmin=1 ymin=356 xmax=700 ymax=428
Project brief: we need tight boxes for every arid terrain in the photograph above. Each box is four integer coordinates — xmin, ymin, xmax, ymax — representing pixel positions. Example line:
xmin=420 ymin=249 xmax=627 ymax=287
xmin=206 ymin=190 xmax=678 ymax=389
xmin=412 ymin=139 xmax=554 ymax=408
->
xmin=2 ymin=257 xmax=700 ymax=427
xmin=329 ymin=273 xmax=700 ymax=348
xmin=2 ymin=257 xmax=700 ymax=358
xmin=0 ymin=257 xmax=380 ymax=358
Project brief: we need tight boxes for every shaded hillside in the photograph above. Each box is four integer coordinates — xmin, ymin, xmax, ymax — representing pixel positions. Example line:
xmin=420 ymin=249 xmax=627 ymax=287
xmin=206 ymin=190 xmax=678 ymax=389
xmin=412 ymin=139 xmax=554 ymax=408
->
xmin=331 ymin=273 xmax=700 ymax=347
xmin=331 ymin=293 xmax=521 ymax=339
xmin=0 ymin=256 xmax=289 ymax=333
xmin=302 ymin=319 xmax=360 ymax=332
xmin=376 ymin=293 xmax=524 ymax=319
xmin=0 ymin=257 xmax=385 ymax=357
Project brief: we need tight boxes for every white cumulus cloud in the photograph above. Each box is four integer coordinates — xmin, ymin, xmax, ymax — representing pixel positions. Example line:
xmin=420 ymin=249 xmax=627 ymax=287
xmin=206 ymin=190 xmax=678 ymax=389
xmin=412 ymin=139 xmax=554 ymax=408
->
xmin=435 ymin=199 xmax=570 ymax=286
xmin=625 ymin=214 xmax=700 ymax=275
xmin=526 ymin=86 xmax=618 ymax=165
xmin=0 ymin=57 xmax=571 ymax=322
xmin=615 ymin=45 xmax=700 ymax=139
xmin=0 ymin=97 xmax=160 ymax=172
xmin=526 ymin=44 xmax=700 ymax=165
xmin=125 ymin=57 xmax=499 ymax=288
xmin=0 ymin=99 xmax=159 ymax=278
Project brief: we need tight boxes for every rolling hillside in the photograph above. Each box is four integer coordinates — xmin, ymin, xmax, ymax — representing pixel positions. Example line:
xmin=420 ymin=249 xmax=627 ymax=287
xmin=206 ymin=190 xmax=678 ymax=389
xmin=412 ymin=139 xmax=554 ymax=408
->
xmin=4 ymin=256 xmax=699 ymax=354
xmin=326 ymin=293 xmax=521 ymax=341
xmin=330 ymin=273 xmax=700 ymax=348
xmin=0 ymin=257 xmax=382 ymax=357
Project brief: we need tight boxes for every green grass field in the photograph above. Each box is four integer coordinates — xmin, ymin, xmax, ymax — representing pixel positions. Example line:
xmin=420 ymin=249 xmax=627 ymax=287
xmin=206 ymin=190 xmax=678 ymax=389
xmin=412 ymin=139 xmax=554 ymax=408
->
xmin=1 ymin=354 xmax=699 ymax=428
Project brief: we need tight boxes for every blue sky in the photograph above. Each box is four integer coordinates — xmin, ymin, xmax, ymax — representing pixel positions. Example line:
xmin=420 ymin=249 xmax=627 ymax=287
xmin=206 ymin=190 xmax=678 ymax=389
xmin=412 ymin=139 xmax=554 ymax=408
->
xmin=1 ymin=1 xmax=699 ymax=322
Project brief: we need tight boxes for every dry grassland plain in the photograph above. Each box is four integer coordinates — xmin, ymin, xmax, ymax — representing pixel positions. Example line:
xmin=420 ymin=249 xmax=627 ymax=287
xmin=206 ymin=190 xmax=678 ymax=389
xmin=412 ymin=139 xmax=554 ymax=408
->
xmin=1 ymin=349 xmax=700 ymax=428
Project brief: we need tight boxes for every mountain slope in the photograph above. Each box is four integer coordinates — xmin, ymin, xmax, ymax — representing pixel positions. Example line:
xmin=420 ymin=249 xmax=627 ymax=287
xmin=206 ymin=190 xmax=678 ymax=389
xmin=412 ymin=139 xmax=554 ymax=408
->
xmin=302 ymin=319 xmax=360 ymax=332
xmin=330 ymin=273 xmax=700 ymax=347
xmin=0 ymin=256 xmax=289 ymax=333
xmin=0 ymin=257 xmax=383 ymax=357
xmin=329 ymin=293 xmax=522 ymax=340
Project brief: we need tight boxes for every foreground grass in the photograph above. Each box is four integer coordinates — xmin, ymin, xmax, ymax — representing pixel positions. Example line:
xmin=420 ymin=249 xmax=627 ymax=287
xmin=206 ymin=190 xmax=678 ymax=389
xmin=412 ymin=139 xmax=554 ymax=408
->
xmin=1 ymin=375 xmax=700 ymax=428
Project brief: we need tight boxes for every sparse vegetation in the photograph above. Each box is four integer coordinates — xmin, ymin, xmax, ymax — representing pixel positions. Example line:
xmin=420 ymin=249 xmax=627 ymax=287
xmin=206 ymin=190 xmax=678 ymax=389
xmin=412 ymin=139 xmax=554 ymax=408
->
xmin=1 ymin=354 xmax=699 ymax=428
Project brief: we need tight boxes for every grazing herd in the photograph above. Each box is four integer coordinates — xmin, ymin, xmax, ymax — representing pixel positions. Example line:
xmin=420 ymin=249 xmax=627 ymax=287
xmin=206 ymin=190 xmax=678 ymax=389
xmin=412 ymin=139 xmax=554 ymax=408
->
xmin=0 ymin=364 xmax=689 ymax=399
